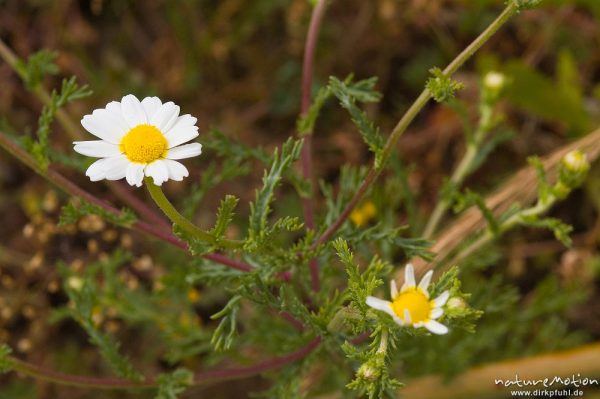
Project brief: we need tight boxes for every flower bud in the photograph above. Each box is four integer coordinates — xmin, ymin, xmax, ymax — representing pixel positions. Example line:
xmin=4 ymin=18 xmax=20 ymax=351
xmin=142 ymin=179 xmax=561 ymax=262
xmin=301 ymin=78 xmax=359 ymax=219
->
xmin=482 ymin=71 xmax=506 ymax=103
xmin=67 ymin=276 xmax=84 ymax=291
xmin=447 ymin=297 xmax=466 ymax=310
xmin=563 ymin=150 xmax=589 ymax=173
xmin=558 ymin=150 xmax=590 ymax=192
xmin=357 ymin=362 xmax=380 ymax=381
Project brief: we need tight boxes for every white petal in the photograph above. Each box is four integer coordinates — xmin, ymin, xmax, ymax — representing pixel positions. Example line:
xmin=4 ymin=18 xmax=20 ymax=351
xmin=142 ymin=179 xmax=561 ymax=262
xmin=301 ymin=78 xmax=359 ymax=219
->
xmin=125 ymin=163 xmax=145 ymax=187
xmin=433 ymin=291 xmax=450 ymax=307
xmin=404 ymin=309 xmax=412 ymax=323
xmin=390 ymin=280 xmax=398 ymax=299
xmin=401 ymin=263 xmax=416 ymax=292
xmin=149 ymin=101 xmax=180 ymax=133
xmin=141 ymin=96 xmax=162 ymax=119
xmin=424 ymin=320 xmax=449 ymax=335
xmin=85 ymin=157 xmax=115 ymax=181
xmin=430 ymin=308 xmax=444 ymax=320
xmin=81 ymin=109 xmax=128 ymax=144
xmin=166 ymin=143 xmax=202 ymax=160
xmin=74 ymin=141 xmax=121 ymax=158
xmin=365 ymin=297 xmax=396 ymax=318
xmin=105 ymin=155 xmax=130 ymax=180
xmin=163 ymin=159 xmax=189 ymax=181
xmin=121 ymin=94 xmax=147 ymax=127
xmin=165 ymin=115 xmax=199 ymax=148
xmin=105 ymin=101 xmax=122 ymax=114
xmin=418 ymin=270 xmax=433 ymax=298
xmin=145 ymin=159 xmax=169 ymax=186
xmin=391 ymin=314 xmax=405 ymax=327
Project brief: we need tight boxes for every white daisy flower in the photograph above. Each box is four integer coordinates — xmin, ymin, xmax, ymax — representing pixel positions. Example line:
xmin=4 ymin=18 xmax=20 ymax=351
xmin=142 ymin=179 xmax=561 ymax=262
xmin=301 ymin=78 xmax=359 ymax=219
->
xmin=366 ymin=264 xmax=450 ymax=335
xmin=74 ymin=94 xmax=202 ymax=187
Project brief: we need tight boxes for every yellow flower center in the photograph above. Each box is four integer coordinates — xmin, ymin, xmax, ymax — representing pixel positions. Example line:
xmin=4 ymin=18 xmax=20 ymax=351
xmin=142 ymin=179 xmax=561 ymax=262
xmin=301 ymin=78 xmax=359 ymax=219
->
xmin=119 ymin=124 xmax=167 ymax=163
xmin=391 ymin=289 xmax=431 ymax=324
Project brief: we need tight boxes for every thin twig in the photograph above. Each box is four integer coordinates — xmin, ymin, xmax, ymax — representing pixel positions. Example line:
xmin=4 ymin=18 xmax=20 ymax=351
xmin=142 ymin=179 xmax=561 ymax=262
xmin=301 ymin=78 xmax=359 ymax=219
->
xmin=0 ymin=38 xmax=82 ymax=141
xmin=8 ymin=337 xmax=321 ymax=390
xmin=0 ymin=132 xmax=254 ymax=273
xmin=313 ymin=4 xmax=517 ymax=248
xmin=300 ymin=0 xmax=328 ymax=292
xmin=404 ymin=126 xmax=600 ymax=282
xmin=0 ymin=37 xmax=170 ymax=229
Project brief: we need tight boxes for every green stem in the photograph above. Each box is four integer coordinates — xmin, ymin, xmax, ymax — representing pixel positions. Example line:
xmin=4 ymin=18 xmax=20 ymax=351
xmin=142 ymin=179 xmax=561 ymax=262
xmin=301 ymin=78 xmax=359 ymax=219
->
xmin=144 ymin=177 xmax=242 ymax=249
xmin=423 ymin=103 xmax=495 ymax=238
xmin=423 ymin=146 xmax=476 ymax=239
xmin=315 ymin=3 xmax=518 ymax=247
xmin=376 ymin=328 xmax=389 ymax=355
xmin=443 ymin=194 xmax=557 ymax=267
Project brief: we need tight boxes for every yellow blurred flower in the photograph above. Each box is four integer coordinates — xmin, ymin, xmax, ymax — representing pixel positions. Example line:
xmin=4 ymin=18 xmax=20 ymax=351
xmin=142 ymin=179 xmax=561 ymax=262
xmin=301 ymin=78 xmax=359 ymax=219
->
xmin=350 ymin=201 xmax=377 ymax=227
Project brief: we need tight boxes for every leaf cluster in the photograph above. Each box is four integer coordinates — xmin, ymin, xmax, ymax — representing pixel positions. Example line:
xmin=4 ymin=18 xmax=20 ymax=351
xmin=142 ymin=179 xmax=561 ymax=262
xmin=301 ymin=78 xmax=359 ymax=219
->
xmin=426 ymin=67 xmax=464 ymax=103
xmin=329 ymin=76 xmax=385 ymax=169
xmin=59 ymin=200 xmax=137 ymax=228
xmin=57 ymin=252 xmax=144 ymax=382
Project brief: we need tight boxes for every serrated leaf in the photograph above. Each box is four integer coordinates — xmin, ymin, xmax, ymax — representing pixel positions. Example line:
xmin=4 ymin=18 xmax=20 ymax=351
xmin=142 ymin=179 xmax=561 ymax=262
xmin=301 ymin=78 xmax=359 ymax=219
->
xmin=297 ymin=85 xmax=332 ymax=136
xmin=210 ymin=295 xmax=241 ymax=352
xmin=59 ymin=255 xmax=143 ymax=382
xmin=59 ymin=200 xmax=137 ymax=228
xmin=16 ymin=49 xmax=58 ymax=89
xmin=210 ymin=195 xmax=239 ymax=241
xmin=173 ymin=225 xmax=213 ymax=256
xmin=453 ymin=189 xmax=500 ymax=235
xmin=247 ymin=138 xmax=303 ymax=248
xmin=204 ymin=128 xmax=269 ymax=163
xmin=333 ymin=238 xmax=389 ymax=333
xmin=28 ymin=77 xmax=92 ymax=171
xmin=329 ymin=76 xmax=385 ymax=169
xmin=519 ymin=215 xmax=573 ymax=247
xmin=155 ymin=369 xmax=193 ymax=399
xmin=426 ymin=67 xmax=464 ymax=103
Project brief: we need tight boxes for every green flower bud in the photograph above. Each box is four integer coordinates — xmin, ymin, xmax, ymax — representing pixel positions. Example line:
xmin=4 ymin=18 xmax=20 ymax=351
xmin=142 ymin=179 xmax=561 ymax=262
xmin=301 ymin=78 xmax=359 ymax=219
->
xmin=357 ymin=362 xmax=380 ymax=382
xmin=512 ymin=0 xmax=543 ymax=12
xmin=67 ymin=276 xmax=84 ymax=291
xmin=482 ymin=71 xmax=506 ymax=104
xmin=447 ymin=297 xmax=466 ymax=310
xmin=558 ymin=150 xmax=590 ymax=190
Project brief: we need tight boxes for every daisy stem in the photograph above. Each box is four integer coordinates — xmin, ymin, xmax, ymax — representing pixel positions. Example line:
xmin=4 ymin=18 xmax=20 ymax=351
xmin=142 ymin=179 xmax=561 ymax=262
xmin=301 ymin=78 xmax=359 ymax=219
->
xmin=0 ymin=131 xmax=255 ymax=271
xmin=0 ymin=38 xmax=171 ymax=229
xmin=144 ymin=177 xmax=243 ymax=249
xmin=313 ymin=3 xmax=518 ymax=247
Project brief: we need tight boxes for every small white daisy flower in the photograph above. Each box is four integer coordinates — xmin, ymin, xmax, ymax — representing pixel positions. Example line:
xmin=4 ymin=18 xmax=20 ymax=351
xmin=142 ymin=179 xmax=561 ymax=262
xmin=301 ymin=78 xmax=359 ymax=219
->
xmin=74 ymin=94 xmax=202 ymax=187
xmin=366 ymin=264 xmax=450 ymax=335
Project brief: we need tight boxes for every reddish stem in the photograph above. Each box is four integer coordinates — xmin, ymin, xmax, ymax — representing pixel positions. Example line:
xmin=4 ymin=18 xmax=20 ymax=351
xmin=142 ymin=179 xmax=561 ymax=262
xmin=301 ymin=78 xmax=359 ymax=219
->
xmin=300 ymin=0 xmax=328 ymax=292
xmin=193 ymin=336 xmax=320 ymax=383
xmin=9 ymin=337 xmax=321 ymax=390
xmin=279 ymin=311 xmax=305 ymax=332
xmin=0 ymin=133 xmax=254 ymax=273
xmin=313 ymin=168 xmax=378 ymax=248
